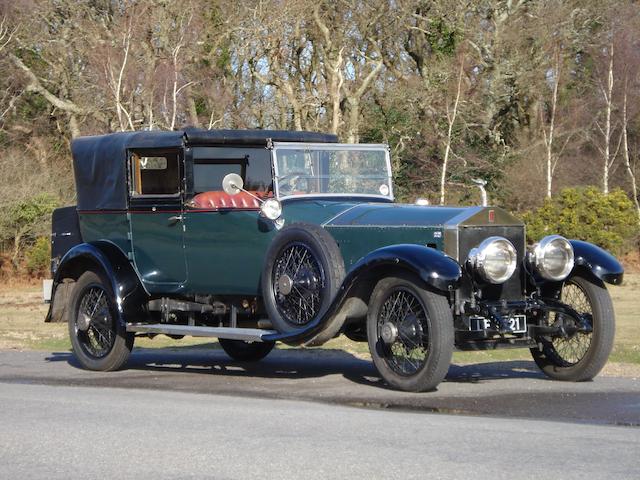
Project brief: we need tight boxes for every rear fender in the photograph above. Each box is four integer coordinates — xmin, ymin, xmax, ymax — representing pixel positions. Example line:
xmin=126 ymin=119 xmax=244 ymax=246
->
xmin=46 ymin=241 xmax=148 ymax=326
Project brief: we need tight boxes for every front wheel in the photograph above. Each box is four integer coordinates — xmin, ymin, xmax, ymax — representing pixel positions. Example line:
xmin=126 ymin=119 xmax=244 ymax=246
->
xmin=68 ymin=271 xmax=134 ymax=371
xmin=218 ymin=338 xmax=275 ymax=362
xmin=530 ymin=273 xmax=615 ymax=381
xmin=367 ymin=273 xmax=454 ymax=392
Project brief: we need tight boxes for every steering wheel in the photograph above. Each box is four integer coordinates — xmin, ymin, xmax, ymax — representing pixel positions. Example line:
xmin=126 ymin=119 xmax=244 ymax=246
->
xmin=278 ymin=171 xmax=310 ymax=194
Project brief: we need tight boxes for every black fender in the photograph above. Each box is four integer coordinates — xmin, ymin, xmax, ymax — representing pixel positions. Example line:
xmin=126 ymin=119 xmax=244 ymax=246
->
xmin=263 ymin=244 xmax=461 ymax=344
xmin=46 ymin=241 xmax=148 ymax=326
xmin=346 ymin=244 xmax=463 ymax=293
xmin=570 ymin=240 xmax=624 ymax=285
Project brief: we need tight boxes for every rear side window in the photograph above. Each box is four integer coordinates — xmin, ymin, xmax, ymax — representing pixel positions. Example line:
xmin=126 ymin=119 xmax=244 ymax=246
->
xmin=130 ymin=151 xmax=181 ymax=196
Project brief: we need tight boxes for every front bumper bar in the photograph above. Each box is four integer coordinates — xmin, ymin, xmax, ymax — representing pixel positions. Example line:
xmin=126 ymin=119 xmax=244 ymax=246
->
xmin=461 ymin=297 xmax=593 ymax=338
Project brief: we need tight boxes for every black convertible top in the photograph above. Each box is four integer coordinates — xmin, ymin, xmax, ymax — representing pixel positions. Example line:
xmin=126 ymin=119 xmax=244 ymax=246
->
xmin=72 ymin=129 xmax=338 ymax=210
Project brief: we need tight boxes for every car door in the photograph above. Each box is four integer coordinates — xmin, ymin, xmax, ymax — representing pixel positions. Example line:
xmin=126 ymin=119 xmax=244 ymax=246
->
xmin=182 ymin=146 xmax=275 ymax=295
xmin=128 ymin=148 xmax=188 ymax=291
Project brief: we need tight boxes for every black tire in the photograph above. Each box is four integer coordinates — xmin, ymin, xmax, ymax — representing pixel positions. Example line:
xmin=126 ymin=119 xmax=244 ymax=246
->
xmin=367 ymin=273 xmax=454 ymax=392
xmin=68 ymin=271 xmax=134 ymax=371
xmin=262 ymin=223 xmax=345 ymax=334
xmin=530 ymin=273 xmax=615 ymax=381
xmin=218 ymin=338 xmax=275 ymax=362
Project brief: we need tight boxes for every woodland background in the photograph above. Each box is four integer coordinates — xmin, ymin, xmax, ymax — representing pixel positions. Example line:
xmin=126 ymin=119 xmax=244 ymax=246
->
xmin=1 ymin=0 xmax=640 ymax=276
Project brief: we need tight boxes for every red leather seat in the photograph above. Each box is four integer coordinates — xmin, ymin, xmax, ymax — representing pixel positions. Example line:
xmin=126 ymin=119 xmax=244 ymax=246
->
xmin=191 ymin=191 xmax=270 ymax=210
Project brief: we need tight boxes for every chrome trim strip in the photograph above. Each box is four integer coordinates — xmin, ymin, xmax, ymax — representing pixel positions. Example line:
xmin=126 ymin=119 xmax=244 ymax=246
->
xmin=443 ymin=206 xmax=484 ymax=261
xmin=273 ymin=142 xmax=389 ymax=150
xmin=271 ymin=142 xmax=394 ymax=201
xmin=324 ymin=224 xmax=439 ymax=229
xmin=280 ymin=193 xmax=393 ymax=201
xmin=321 ymin=204 xmax=362 ymax=226
xmin=126 ymin=323 xmax=277 ymax=342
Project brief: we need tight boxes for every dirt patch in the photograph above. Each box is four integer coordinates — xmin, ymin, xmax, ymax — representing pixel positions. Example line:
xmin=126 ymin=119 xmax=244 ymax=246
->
xmin=621 ymin=250 xmax=640 ymax=273
xmin=601 ymin=362 xmax=640 ymax=379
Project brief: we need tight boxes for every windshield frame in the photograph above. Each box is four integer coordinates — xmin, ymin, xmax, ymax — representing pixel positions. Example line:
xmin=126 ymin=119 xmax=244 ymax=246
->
xmin=271 ymin=142 xmax=394 ymax=201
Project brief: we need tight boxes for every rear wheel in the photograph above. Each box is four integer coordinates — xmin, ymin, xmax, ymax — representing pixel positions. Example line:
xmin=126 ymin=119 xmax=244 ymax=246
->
xmin=218 ymin=338 xmax=275 ymax=362
xmin=530 ymin=273 xmax=615 ymax=381
xmin=68 ymin=271 xmax=134 ymax=371
xmin=367 ymin=273 xmax=454 ymax=392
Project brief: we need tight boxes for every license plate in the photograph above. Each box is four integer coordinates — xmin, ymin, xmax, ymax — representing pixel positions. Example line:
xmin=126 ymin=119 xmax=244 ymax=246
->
xmin=469 ymin=315 xmax=527 ymax=333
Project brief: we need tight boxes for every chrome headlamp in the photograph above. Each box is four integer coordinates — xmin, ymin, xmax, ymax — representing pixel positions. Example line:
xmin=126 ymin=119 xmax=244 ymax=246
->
xmin=529 ymin=235 xmax=574 ymax=281
xmin=468 ymin=236 xmax=518 ymax=284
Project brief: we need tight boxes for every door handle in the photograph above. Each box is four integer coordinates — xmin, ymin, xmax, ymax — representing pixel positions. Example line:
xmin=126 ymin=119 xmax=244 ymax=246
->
xmin=168 ymin=215 xmax=183 ymax=225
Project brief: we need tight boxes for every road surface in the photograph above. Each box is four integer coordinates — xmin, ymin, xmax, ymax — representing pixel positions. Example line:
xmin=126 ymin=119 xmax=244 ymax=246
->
xmin=0 ymin=348 xmax=639 ymax=479
xmin=0 ymin=347 xmax=638 ymax=425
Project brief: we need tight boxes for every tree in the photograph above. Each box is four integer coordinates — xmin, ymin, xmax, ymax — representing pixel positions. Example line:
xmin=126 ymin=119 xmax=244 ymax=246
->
xmin=439 ymin=54 xmax=465 ymax=205
xmin=0 ymin=194 xmax=57 ymax=267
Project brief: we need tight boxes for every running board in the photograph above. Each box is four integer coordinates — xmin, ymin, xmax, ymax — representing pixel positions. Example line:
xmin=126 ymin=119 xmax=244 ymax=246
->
xmin=125 ymin=323 xmax=277 ymax=342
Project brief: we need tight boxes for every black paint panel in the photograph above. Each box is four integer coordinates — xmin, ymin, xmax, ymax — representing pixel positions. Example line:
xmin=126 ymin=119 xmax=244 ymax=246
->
xmin=50 ymin=206 xmax=82 ymax=275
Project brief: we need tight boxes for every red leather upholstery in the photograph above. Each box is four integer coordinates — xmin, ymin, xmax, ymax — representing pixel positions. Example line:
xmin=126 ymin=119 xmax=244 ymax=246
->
xmin=191 ymin=191 xmax=270 ymax=210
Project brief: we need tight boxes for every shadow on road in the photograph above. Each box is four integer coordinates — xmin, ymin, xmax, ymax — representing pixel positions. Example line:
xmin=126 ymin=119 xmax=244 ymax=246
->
xmin=44 ymin=345 xmax=546 ymax=390
xmin=26 ymin=348 xmax=639 ymax=425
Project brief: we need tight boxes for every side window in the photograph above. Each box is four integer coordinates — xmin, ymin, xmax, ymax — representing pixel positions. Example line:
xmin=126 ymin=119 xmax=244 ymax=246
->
xmin=193 ymin=160 xmax=246 ymax=194
xmin=191 ymin=147 xmax=273 ymax=194
xmin=130 ymin=151 xmax=181 ymax=196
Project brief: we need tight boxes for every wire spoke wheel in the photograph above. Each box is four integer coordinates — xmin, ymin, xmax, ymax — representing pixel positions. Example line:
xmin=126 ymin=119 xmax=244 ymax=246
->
xmin=367 ymin=273 xmax=453 ymax=392
xmin=543 ymin=281 xmax=593 ymax=366
xmin=531 ymin=273 xmax=615 ymax=382
xmin=272 ymin=242 xmax=326 ymax=326
xmin=218 ymin=338 xmax=275 ymax=362
xmin=69 ymin=271 xmax=134 ymax=371
xmin=75 ymin=285 xmax=116 ymax=358
xmin=378 ymin=288 xmax=429 ymax=376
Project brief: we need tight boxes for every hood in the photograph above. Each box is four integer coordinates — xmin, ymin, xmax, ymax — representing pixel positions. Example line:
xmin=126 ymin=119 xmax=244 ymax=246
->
xmin=323 ymin=202 xmax=523 ymax=228
xmin=280 ymin=198 xmax=524 ymax=269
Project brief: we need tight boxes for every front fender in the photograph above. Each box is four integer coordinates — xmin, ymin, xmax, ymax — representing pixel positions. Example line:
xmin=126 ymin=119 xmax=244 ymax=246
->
xmin=570 ymin=239 xmax=624 ymax=285
xmin=347 ymin=244 xmax=462 ymax=292
xmin=46 ymin=241 xmax=147 ymax=326
xmin=263 ymin=244 xmax=461 ymax=344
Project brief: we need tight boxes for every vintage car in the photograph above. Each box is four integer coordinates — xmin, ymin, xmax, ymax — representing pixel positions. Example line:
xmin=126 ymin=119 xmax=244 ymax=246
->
xmin=45 ymin=128 xmax=624 ymax=392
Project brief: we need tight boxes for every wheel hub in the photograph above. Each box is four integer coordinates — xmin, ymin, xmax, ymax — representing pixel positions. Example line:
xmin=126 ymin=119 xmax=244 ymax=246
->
xmin=77 ymin=312 xmax=92 ymax=332
xmin=278 ymin=274 xmax=293 ymax=296
xmin=398 ymin=314 xmax=423 ymax=345
xmin=380 ymin=322 xmax=398 ymax=345
xmin=296 ymin=268 xmax=319 ymax=292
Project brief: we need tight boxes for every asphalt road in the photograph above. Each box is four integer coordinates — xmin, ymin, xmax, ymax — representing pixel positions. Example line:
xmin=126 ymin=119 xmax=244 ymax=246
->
xmin=1 ymin=348 xmax=639 ymax=479
xmin=0 ymin=381 xmax=638 ymax=480
xmin=0 ymin=347 xmax=639 ymax=426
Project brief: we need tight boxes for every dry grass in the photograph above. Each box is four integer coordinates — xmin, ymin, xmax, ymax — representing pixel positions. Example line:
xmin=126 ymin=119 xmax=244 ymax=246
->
xmin=0 ymin=286 xmax=213 ymax=351
xmin=1 ymin=275 xmax=638 ymax=373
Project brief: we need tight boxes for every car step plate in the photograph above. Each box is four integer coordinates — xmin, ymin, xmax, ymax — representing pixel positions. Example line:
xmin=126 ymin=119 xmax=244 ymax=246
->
xmin=126 ymin=323 xmax=278 ymax=342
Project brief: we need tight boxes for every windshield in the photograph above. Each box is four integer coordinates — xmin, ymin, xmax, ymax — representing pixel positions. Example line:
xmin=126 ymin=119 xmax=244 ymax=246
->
xmin=273 ymin=143 xmax=392 ymax=199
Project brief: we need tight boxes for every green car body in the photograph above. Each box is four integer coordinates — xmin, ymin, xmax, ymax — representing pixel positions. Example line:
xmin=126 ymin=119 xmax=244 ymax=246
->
xmin=77 ymin=200 xmax=463 ymax=295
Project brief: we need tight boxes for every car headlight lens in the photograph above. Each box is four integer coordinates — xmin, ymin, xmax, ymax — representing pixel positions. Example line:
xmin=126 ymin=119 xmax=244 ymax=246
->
xmin=530 ymin=235 xmax=574 ymax=281
xmin=468 ymin=236 xmax=517 ymax=284
xmin=260 ymin=198 xmax=283 ymax=220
